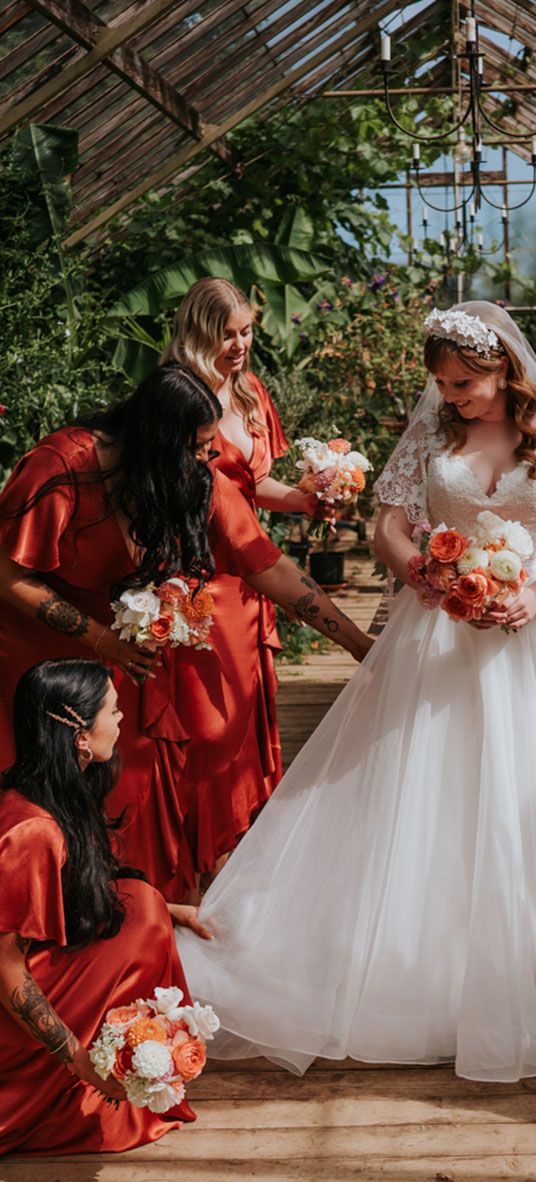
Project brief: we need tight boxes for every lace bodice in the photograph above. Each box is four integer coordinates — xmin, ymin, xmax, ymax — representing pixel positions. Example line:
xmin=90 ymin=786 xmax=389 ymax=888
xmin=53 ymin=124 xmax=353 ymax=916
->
xmin=374 ymin=407 xmax=536 ymax=548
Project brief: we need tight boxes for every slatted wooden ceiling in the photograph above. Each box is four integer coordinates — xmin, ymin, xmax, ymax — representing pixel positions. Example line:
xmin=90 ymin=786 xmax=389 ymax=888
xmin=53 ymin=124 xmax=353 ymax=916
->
xmin=0 ymin=0 xmax=534 ymax=244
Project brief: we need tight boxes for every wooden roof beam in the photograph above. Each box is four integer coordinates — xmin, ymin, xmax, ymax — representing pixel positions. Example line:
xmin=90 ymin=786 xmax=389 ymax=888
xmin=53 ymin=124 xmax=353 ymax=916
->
xmin=64 ymin=0 xmax=398 ymax=246
xmin=3 ymin=0 xmax=232 ymax=162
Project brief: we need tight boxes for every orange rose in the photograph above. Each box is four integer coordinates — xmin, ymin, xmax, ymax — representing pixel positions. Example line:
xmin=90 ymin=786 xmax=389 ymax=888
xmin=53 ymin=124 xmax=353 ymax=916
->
xmin=106 ymin=1004 xmax=142 ymax=1026
xmin=350 ymin=468 xmax=366 ymax=493
xmin=442 ymin=587 xmax=478 ymax=622
xmin=126 ymin=1017 xmax=168 ymax=1048
xmin=149 ymin=615 xmax=173 ymax=642
xmin=112 ymin=1043 xmax=134 ymax=1081
xmin=171 ymin=1037 xmax=207 ymax=1081
xmin=328 ymin=438 xmax=351 ymax=454
xmin=455 ymin=571 xmax=490 ymax=607
xmin=426 ymin=560 xmax=458 ymax=592
xmin=429 ymin=529 xmax=469 ymax=563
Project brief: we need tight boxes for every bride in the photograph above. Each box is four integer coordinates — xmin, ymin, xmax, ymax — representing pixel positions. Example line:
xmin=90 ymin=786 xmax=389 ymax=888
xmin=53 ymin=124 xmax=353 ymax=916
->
xmin=178 ymin=301 xmax=536 ymax=1083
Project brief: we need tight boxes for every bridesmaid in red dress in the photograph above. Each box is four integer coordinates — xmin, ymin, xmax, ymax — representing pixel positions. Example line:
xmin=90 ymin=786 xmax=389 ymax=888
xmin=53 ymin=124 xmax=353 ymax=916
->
xmin=162 ymin=278 xmax=325 ymax=884
xmin=0 ymin=365 xmax=371 ymax=902
xmin=0 ymin=658 xmax=207 ymax=1155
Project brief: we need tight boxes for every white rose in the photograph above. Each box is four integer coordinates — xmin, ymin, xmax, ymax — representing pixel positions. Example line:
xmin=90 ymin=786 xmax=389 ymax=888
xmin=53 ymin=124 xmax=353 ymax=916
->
xmin=489 ymin=549 xmax=522 ymax=582
xmin=131 ymin=1040 xmax=173 ymax=1079
xmin=475 ymin=510 xmax=507 ymax=545
xmin=117 ymin=590 xmax=162 ymax=627
xmin=151 ymin=986 xmax=185 ymax=1020
xmin=500 ymin=520 xmax=533 ymax=560
xmin=181 ymin=1001 xmax=221 ymax=1040
xmin=457 ymin=546 xmax=489 ymax=574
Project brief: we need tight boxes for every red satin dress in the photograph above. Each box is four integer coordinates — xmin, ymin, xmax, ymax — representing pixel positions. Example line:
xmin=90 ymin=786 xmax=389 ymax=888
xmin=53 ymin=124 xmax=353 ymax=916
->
xmin=176 ymin=374 xmax=288 ymax=881
xmin=0 ymin=428 xmax=280 ymax=900
xmin=0 ymin=789 xmax=192 ymax=1155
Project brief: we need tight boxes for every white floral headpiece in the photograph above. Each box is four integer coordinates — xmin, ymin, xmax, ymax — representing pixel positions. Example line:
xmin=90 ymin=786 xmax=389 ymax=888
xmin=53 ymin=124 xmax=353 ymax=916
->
xmin=423 ymin=308 xmax=502 ymax=357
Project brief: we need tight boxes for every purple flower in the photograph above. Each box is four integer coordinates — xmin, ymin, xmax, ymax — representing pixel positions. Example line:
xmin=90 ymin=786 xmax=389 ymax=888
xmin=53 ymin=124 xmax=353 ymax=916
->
xmin=291 ymin=313 xmax=302 ymax=325
xmin=317 ymin=299 xmax=333 ymax=312
xmin=391 ymin=288 xmax=399 ymax=301
xmin=370 ymin=274 xmax=386 ymax=292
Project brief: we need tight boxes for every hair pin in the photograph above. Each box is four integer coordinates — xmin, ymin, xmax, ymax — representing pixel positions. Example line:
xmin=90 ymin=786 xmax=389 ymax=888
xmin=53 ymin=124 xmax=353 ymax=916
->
xmin=46 ymin=703 xmax=87 ymax=730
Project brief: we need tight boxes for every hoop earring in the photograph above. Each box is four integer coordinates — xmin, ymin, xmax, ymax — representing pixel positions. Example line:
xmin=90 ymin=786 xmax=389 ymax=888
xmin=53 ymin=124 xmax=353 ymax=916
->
xmin=79 ymin=747 xmax=94 ymax=770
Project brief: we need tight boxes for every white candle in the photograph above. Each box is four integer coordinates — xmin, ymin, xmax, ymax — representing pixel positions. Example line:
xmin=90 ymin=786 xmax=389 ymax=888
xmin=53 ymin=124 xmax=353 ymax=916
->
xmin=466 ymin=16 xmax=476 ymax=43
xmin=412 ymin=142 xmax=420 ymax=163
xmin=477 ymin=231 xmax=484 ymax=246
xmin=470 ymin=201 xmax=476 ymax=218
xmin=476 ymin=139 xmax=482 ymax=156
xmin=422 ymin=205 xmax=428 ymax=224
xmin=478 ymin=54 xmax=484 ymax=76
xmin=532 ymin=135 xmax=536 ymax=158
xmin=381 ymin=34 xmax=391 ymax=62
xmin=501 ymin=205 xmax=508 ymax=221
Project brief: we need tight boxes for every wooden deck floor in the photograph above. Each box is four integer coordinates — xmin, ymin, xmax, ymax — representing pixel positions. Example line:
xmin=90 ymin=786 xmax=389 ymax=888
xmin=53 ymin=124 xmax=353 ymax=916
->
xmin=4 ymin=555 xmax=536 ymax=1182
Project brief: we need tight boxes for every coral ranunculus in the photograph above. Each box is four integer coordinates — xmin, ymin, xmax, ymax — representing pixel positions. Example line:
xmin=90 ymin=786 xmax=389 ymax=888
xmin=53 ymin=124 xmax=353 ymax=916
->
xmin=442 ymin=587 xmax=478 ymax=622
xmin=455 ymin=570 xmax=490 ymax=606
xmin=426 ymin=559 xmax=458 ymax=592
xmin=328 ymin=438 xmax=351 ymax=454
xmin=171 ymin=1037 xmax=207 ymax=1082
xmin=106 ymin=1004 xmax=143 ymax=1026
xmin=126 ymin=1018 xmax=168 ymax=1048
xmin=112 ymin=1043 xmax=135 ymax=1081
xmin=149 ymin=615 xmax=173 ymax=642
xmin=429 ymin=529 xmax=469 ymax=563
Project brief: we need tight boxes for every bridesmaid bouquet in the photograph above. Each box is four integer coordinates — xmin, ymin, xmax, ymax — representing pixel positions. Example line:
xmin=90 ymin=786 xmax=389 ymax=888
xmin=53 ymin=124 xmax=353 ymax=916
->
xmin=89 ymin=987 xmax=220 ymax=1112
xmin=111 ymin=578 xmax=214 ymax=651
xmin=409 ymin=511 xmax=534 ymax=624
xmin=294 ymin=436 xmax=372 ymax=538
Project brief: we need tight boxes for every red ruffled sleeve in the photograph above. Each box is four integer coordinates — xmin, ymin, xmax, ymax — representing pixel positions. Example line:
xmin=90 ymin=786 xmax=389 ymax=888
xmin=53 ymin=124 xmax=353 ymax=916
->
xmin=248 ymin=373 xmax=288 ymax=460
xmin=0 ymin=437 xmax=75 ymax=572
xmin=0 ymin=795 xmax=67 ymax=944
xmin=209 ymin=471 xmax=281 ymax=579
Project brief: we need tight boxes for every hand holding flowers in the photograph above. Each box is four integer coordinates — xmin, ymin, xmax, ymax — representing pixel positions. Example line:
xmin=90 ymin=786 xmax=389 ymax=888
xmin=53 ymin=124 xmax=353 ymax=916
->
xmin=89 ymin=987 xmax=220 ymax=1113
xmin=110 ymin=579 xmax=214 ymax=682
xmin=294 ymin=436 xmax=371 ymax=539
xmin=409 ymin=511 xmax=535 ymax=630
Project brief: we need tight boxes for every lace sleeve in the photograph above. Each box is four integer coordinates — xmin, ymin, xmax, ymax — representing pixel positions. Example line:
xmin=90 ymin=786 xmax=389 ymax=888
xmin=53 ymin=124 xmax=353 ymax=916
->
xmin=373 ymin=408 xmax=441 ymax=525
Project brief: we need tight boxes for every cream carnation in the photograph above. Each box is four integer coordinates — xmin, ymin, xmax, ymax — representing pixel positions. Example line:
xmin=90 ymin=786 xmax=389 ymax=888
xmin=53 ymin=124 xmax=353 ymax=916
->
xmin=457 ymin=546 xmax=490 ymax=574
xmin=489 ymin=549 xmax=522 ymax=582
xmin=131 ymin=1040 xmax=173 ymax=1079
xmin=89 ymin=1026 xmax=125 ymax=1078
xmin=123 ymin=1073 xmax=185 ymax=1112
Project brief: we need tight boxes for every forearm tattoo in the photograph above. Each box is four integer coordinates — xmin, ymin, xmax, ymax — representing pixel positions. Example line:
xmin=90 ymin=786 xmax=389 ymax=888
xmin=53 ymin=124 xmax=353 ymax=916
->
xmin=32 ymin=586 xmax=89 ymax=638
xmin=291 ymin=575 xmax=346 ymax=635
xmin=9 ymin=969 xmax=78 ymax=1064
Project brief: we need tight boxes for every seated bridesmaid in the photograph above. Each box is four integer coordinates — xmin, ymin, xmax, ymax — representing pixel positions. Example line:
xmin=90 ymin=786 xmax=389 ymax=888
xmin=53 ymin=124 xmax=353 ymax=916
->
xmin=0 ymin=658 xmax=209 ymax=1157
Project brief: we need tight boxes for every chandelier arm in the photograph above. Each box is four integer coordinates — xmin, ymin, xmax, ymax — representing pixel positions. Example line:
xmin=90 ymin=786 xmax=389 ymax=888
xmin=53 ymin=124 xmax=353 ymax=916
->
xmin=480 ymin=175 xmax=536 ymax=212
xmin=414 ymin=173 xmax=476 ymax=213
xmin=477 ymin=98 xmax=535 ymax=140
xmin=382 ymin=81 xmax=474 ymax=142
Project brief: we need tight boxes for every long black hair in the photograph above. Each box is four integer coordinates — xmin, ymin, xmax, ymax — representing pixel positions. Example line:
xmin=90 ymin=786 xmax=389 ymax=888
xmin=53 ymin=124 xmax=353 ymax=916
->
xmin=86 ymin=363 xmax=222 ymax=591
xmin=2 ymin=659 xmax=132 ymax=947
xmin=0 ymin=364 xmax=222 ymax=593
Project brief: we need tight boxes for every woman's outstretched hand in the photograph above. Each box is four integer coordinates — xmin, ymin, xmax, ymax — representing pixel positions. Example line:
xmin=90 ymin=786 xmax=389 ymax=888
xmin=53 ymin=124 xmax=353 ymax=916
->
xmin=94 ymin=627 xmax=160 ymax=684
xmin=503 ymin=585 xmax=536 ymax=629
xmin=167 ymin=903 xmax=213 ymax=941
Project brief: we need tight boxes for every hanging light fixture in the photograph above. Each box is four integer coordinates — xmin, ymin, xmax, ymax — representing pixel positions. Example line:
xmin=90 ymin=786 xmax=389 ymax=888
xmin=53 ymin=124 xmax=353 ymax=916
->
xmin=379 ymin=6 xmax=536 ymax=222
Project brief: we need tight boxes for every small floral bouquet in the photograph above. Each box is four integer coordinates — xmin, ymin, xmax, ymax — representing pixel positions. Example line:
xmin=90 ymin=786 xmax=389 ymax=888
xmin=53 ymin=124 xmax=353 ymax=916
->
xmin=409 ymin=510 xmax=534 ymax=625
xmin=294 ymin=436 xmax=372 ymax=538
xmin=111 ymin=578 xmax=214 ymax=651
xmin=89 ymin=987 xmax=220 ymax=1112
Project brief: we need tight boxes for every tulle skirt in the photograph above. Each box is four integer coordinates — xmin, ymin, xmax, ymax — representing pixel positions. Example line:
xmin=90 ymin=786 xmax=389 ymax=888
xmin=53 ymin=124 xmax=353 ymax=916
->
xmin=177 ymin=587 xmax=536 ymax=1081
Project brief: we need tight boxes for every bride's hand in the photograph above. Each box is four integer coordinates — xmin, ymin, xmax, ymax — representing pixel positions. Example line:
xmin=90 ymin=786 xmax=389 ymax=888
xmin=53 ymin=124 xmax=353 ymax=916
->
xmin=503 ymin=585 xmax=536 ymax=629
xmin=167 ymin=903 xmax=213 ymax=940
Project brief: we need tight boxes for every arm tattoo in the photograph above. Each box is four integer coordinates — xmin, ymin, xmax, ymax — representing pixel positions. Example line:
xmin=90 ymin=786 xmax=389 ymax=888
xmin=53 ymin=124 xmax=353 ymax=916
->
xmin=34 ymin=588 xmax=89 ymax=638
xmin=289 ymin=575 xmax=346 ymax=635
xmin=9 ymin=969 xmax=78 ymax=1064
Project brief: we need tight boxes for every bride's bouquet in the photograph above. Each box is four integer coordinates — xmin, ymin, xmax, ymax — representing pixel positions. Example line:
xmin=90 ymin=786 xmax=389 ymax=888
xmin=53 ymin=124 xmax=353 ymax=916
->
xmin=111 ymin=578 xmax=214 ymax=652
xmin=409 ymin=511 xmax=533 ymax=624
xmin=294 ymin=436 xmax=372 ymax=538
xmin=89 ymin=987 xmax=220 ymax=1112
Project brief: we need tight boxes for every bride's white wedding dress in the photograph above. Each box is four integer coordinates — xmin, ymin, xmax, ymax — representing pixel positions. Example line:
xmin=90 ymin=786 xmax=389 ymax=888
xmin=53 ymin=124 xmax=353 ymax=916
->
xmin=178 ymin=403 xmax=536 ymax=1082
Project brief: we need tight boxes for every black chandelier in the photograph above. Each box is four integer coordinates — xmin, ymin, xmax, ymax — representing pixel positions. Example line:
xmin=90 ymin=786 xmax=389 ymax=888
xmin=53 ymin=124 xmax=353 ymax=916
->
xmin=380 ymin=5 xmax=536 ymax=223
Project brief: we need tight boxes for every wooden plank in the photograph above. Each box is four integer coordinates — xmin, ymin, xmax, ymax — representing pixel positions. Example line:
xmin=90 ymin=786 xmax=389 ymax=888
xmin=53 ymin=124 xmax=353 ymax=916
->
xmin=63 ymin=0 xmax=398 ymax=244
xmin=23 ymin=0 xmax=232 ymax=161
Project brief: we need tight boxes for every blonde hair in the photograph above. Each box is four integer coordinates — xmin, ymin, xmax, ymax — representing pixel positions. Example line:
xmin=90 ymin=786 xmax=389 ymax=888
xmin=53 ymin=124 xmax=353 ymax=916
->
xmin=424 ymin=335 xmax=536 ymax=478
xmin=160 ymin=277 xmax=266 ymax=434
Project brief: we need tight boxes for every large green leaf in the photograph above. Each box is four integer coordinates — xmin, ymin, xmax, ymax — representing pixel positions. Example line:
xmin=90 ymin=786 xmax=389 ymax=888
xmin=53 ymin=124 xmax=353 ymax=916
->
xmin=108 ymin=244 xmax=330 ymax=318
xmin=260 ymin=282 xmax=317 ymax=358
xmin=274 ymin=206 xmax=315 ymax=252
xmin=12 ymin=123 xmax=79 ymax=242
